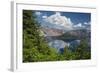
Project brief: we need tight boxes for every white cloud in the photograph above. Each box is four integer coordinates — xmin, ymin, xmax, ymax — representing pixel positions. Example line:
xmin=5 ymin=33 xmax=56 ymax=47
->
xmin=84 ymin=22 xmax=91 ymax=25
xmin=55 ymin=12 xmax=61 ymax=16
xmin=42 ymin=15 xmax=47 ymax=19
xmin=83 ymin=22 xmax=91 ymax=30
xmin=35 ymin=12 xmax=42 ymax=16
xmin=73 ymin=22 xmax=91 ymax=30
xmin=74 ymin=23 xmax=83 ymax=27
xmin=43 ymin=12 xmax=73 ymax=30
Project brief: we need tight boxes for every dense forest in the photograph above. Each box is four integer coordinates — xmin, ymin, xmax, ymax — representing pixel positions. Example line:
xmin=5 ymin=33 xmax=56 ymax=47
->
xmin=23 ymin=10 xmax=91 ymax=62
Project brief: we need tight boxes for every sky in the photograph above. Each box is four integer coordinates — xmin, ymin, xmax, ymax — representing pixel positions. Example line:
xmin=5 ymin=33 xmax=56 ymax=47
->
xmin=34 ymin=10 xmax=91 ymax=30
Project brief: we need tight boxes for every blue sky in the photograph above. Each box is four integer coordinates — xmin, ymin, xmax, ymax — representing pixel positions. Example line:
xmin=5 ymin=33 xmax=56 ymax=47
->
xmin=62 ymin=12 xmax=91 ymax=25
xmin=34 ymin=10 xmax=91 ymax=30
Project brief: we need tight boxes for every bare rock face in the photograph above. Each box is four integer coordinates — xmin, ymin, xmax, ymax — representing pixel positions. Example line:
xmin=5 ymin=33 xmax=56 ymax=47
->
xmin=41 ymin=28 xmax=64 ymax=36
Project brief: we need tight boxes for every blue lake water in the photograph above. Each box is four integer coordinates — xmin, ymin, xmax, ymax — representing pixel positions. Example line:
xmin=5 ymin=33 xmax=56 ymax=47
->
xmin=48 ymin=39 xmax=81 ymax=52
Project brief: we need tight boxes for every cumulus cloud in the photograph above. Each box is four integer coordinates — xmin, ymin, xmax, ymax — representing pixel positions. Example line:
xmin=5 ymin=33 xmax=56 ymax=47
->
xmin=35 ymin=12 xmax=42 ymax=16
xmin=42 ymin=12 xmax=73 ymax=30
xmin=73 ymin=22 xmax=91 ymax=30
xmin=83 ymin=21 xmax=91 ymax=30
xmin=84 ymin=22 xmax=91 ymax=25
xmin=74 ymin=23 xmax=83 ymax=27
xmin=42 ymin=15 xmax=47 ymax=19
